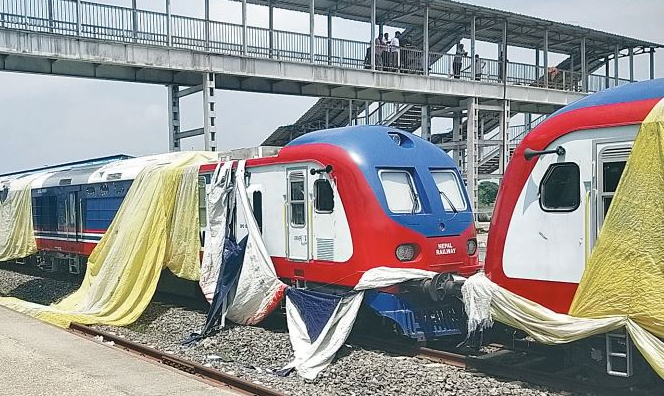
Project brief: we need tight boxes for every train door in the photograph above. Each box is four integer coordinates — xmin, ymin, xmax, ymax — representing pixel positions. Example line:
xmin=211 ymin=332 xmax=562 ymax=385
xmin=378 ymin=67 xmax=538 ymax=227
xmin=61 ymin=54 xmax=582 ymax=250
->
xmin=591 ymin=140 xmax=632 ymax=249
xmin=57 ymin=189 xmax=80 ymax=242
xmin=312 ymin=176 xmax=335 ymax=261
xmin=286 ymin=168 xmax=309 ymax=261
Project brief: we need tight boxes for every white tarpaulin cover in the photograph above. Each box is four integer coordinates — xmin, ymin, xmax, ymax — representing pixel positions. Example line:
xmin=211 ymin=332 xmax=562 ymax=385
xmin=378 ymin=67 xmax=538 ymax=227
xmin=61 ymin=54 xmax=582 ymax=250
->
xmin=0 ymin=175 xmax=39 ymax=262
xmin=462 ymin=272 xmax=664 ymax=378
xmin=282 ymin=267 xmax=439 ymax=379
xmin=219 ymin=160 xmax=287 ymax=325
xmin=199 ymin=161 xmax=236 ymax=301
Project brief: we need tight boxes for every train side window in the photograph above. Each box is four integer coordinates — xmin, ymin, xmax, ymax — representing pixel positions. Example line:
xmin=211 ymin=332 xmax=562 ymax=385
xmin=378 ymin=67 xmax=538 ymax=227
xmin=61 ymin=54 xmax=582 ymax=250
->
xmin=253 ymin=191 xmax=263 ymax=233
xmin=100 ymin=183 xmax=109 ymax=196
xmin=379 ymin=170 xmax=421 ymax=214
xmin=601 ymin=161 xmax=626 ymax=218
xmin=539 ymin=162 xmax=580 ymax=212
xmin=314 ymin=179 xmax=334 ymax=213
xmin=86 ymin=186 xmax=95 ymax=195
xmin=289 ymin=173 xmax=306 ymax=227
xmin=198 ymin=176 xmax=207 ymax=226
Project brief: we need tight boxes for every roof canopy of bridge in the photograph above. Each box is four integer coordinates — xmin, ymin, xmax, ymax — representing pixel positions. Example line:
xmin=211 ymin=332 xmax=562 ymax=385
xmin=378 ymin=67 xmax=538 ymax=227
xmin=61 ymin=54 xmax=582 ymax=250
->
xmin=238 ymin=0 xmax=661 ymax=55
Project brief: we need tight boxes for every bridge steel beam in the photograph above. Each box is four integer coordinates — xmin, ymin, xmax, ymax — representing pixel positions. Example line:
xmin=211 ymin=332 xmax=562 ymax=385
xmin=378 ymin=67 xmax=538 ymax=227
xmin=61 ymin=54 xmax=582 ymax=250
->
xmin=203 ymin=72 xmax=217 ymax=151
xmin=466 ymin=98 xmax=479 ymax=211
xmin=168 ymin=84 xmax=180 ymax=151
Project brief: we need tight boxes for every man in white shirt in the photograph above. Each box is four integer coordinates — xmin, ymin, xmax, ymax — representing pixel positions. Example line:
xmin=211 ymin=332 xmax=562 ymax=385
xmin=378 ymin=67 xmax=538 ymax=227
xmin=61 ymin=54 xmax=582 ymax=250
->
xmin=390 ymin=31 xmax=401 ymax=72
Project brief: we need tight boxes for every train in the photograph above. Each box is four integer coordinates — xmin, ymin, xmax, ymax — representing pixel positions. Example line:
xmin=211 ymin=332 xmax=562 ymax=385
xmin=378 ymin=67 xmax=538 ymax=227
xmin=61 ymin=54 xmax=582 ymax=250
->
xmin=0 ymin=125 xmax=480 ymax=341
xmin=485 ymin=78 xmax=664 ymax=380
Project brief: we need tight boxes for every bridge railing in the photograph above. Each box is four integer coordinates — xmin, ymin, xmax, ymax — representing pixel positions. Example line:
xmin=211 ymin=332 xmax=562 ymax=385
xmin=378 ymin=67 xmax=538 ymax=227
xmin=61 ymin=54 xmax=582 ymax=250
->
xmin=0 ymin=0 xmax=634 ymax=94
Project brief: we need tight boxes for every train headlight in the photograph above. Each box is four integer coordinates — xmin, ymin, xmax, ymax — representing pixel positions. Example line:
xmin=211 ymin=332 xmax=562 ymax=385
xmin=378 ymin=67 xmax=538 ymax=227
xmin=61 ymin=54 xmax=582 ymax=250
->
xmin=466 ymin=238 xmax=478 ymax=256
xmin=396 ymin=244 xmax=417 ymax=262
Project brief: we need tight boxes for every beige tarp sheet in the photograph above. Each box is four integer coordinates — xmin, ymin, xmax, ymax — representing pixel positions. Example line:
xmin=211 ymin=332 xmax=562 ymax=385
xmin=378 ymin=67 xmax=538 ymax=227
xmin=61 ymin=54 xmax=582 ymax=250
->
xmin=0 ymin=175 xmax=38 ymax=262
xmin=0 ymin=152 xmax=215 ymax=327
xmin=463 ymin=98 xmax=664 ymax=379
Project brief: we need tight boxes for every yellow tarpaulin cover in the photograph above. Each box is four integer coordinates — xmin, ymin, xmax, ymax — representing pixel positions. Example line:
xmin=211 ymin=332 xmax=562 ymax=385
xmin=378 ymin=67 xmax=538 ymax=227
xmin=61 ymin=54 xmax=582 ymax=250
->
xmin=0 ymin=176 xmax=38 ymax=262
xmin=0 ymin=152 xmax=215 ymax=327
xmin=463 ymin=98 xmax=664 ymax=379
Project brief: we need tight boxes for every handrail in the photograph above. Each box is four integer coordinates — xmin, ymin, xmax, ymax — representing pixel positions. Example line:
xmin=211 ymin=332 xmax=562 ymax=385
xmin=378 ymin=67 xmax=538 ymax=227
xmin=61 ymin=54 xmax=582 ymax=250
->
xmin=0 ymin=0 xmax=636 ymax=94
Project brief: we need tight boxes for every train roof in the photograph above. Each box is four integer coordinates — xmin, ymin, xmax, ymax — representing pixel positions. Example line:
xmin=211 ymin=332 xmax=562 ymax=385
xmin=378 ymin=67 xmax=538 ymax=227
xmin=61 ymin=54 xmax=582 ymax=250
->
xmin=0 ymin=155 xmax=132 ymax=178
xmin=286 ymin=125 xmax=457 ymax=168
xmin=550 ymin=78 xmax=664 ymax=119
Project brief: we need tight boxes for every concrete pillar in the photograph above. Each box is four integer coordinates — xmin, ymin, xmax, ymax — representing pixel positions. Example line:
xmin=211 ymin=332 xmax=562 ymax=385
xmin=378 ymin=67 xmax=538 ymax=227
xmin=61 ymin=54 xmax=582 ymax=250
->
xmin=166 ymin=0 xmax=172 ymax=46
xmin=168 ymin=85 xmax=180 ymax=152
xmin=651 ymin=48 xmax=656 ymax=80
xmin=470 ymin=15 xmax=475 ymax=79
xmin=421 ymin=105 xmax=431 ymax=141
xmin=466 ymin=99 xmax=479 ymax=211
xmin=614 ymin=46 xmax=619 ymax=85
xmin=348 ymin=100 xmax=353 ymax=125
xmin=371 ymin=0 xmax=376 ymax=70
xmin=581 ymin=37 xmax=587 ymax=92
xmin=203 ymin=73 xmax=217 ymax=151
xmin=325 ymin=108 xmax=330 ymax=128
xmin=543 ymin=30 xmax=548 ymax=88
xmin=132 ymin=0 xmax=137 ymax=43
xmin=269 ymin=0 xmax=274 ymax=58
xmin=498 ymin=100 xmax=510 ymax=174
xmin=452 ymin=113 xmax=461 ymax=166
xmin=424 ymin=6 xmax=430 ymax=76
xmin=242 ymin=0 xmax=247 ymax=56
xmin=629 ymin=47 xmax=634 ymax=82
xmin=327 ymin=11 xmax=333 ymax=65
xmin=204 ymin=0 xmax=211 ymax=50
xmin=309 ymin=0 xmax=315 ymax=63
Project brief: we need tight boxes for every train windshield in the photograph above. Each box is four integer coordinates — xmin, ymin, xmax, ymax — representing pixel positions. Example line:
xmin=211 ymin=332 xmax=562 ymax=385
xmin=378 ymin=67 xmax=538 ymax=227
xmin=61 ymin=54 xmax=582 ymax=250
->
xmin=431 ymin=170 xmax=467 ymax=212
xmin=378 ymin=170 xmax=421 ymax=214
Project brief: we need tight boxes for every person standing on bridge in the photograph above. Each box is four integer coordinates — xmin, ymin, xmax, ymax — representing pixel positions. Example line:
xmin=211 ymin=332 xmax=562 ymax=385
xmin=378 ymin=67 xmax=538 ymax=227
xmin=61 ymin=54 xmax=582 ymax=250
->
xmin=453 ymin=43 xmax=467 ymax=78
xmin=374 ymin=33 xmax=385 ymax=70
xmin=382 ymin=33 xmax=391 ymax=69
xmin=474 ymin=54 xmax=486 ymax=81
xmin=389 ymin=31 xmax=401 ymax=72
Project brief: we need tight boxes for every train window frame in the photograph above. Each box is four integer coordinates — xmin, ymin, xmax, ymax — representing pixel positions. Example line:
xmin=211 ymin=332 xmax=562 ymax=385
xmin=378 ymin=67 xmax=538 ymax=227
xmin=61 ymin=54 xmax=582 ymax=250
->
xmin=539 ymin=162 xmax=581 ymax=213
xmin=378 ymin=169 xmax=422 ymax=214
xmin=100 ymin=183 xmax=110 ymax=196
xmin=252 ymin=190 xmax=263 ymax=233
xmin=430 ymin=170 xmax=468 ymax=212
xmin=288 ymin=172 xmax=306 ymax=228
xmin=314 ymin=179 xmax=334 ymax=213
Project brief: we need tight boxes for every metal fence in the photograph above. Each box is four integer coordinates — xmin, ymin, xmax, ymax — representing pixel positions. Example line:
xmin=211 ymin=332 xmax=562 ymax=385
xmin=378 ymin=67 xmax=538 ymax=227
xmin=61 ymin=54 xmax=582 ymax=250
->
xmin=0 ymin=0 xmax=634 ymax=94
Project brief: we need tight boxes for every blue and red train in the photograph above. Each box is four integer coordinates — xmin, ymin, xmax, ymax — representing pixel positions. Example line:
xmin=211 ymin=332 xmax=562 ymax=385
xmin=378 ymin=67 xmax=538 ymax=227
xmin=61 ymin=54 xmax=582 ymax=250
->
xmin=0 ymin=126 xmax=480 ymax=340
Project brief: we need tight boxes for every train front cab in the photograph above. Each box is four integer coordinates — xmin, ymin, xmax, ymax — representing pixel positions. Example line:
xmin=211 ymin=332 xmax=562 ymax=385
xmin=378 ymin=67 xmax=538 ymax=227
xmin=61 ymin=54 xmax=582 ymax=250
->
xmin=486 ymin=82 xmax=664 ymax=380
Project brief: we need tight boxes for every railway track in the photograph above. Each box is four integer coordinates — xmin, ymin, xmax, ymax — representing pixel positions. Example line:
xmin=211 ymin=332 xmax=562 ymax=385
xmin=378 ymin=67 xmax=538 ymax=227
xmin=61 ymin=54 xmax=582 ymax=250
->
xmin=68 ymin=323 xmax=285 ymax=396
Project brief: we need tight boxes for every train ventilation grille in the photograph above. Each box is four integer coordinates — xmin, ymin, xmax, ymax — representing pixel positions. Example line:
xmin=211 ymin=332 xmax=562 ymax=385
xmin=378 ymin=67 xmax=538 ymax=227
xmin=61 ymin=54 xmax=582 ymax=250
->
xmin=107 ymin=173 xmax=123 ymax=181
xmin=316 ymin=238 xmax=335 ymax=261
xmin=59 ymin=179 xmax=72 ymax=186
xmin=600 ymin=146 xmax=632 ymax=161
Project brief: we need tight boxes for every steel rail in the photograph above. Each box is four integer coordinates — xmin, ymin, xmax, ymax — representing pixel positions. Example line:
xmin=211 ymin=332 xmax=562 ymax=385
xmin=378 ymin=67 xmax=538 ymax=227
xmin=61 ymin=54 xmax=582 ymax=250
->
xmin=69 ymin=323 xmax=285 ymax=396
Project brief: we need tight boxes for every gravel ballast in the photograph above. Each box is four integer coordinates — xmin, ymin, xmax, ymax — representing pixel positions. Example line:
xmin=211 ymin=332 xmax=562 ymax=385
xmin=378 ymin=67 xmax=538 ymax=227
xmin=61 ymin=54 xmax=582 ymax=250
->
xmin=0 ymin=265 xmax=582 ymax=396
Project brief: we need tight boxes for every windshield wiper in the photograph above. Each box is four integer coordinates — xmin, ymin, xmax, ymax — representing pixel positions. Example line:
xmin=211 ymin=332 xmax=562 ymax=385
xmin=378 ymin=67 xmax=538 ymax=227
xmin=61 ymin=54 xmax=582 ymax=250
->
xmin=439 ymin=190 xmax=458 ymax=214
xmin=407 ymin=182 xmax=419 ymax=214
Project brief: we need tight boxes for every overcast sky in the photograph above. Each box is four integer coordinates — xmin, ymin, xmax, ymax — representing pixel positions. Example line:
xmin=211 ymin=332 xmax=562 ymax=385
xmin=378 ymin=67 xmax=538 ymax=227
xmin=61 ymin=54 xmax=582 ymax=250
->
xmin=1 ymin=0 xmax=662 ymax=174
